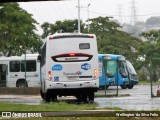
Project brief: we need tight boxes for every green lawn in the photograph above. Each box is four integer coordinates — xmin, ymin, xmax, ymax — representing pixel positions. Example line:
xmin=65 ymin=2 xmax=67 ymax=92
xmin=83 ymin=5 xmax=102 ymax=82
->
xmin=0 ymin=102 xmax=97 ymax=111
xmin=0 ymin=102 xmax=159 ymax=120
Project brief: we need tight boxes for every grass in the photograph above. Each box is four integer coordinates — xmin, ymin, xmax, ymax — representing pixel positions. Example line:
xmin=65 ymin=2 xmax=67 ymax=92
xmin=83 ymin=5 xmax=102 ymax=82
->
xmin=139 ymin=80 xmax=160 ymax=86
xmin=139 ymin=80 xmax=150 ymax=83
xmin=0 ymin=102 xmax=97 ymax=111
xmin=0 ymin=102 xmax=160 ymax=120
xmin=0 ymin=102 xmax=121 ymax=120
xmin=0 ymin=101 xmax=123 ymax=111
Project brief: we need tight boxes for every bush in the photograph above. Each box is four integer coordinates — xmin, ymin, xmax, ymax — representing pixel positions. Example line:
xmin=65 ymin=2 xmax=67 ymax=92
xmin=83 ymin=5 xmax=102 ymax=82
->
xmin=138 ymin=70 xmax=148 ymax=81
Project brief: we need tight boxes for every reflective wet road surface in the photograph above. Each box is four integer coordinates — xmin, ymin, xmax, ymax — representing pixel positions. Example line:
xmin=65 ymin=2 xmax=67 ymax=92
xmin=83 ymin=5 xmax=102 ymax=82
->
xmin=0 ymin=84 xmax=160 ymax=110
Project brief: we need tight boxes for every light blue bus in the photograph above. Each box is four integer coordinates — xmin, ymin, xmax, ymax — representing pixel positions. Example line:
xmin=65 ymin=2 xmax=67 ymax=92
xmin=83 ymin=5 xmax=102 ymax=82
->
xmin=98 ymin=54 xmax=138 ymax=89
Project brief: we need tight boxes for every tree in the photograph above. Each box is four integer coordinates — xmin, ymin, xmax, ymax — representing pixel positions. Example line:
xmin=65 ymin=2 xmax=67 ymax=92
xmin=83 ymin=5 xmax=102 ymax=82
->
xmin=40 ymin=16 xmax=143 ymax=69
xmin=146 ymin=16 xmax=160 ymax=26
xmin=88 ymin=16 xmax=120 ymax=40
xmin=0 ymin=3 xmax=42 ymax=56
xmin=140 ymin=30 xmax=160 ymax=81
xmin=41 ymin=19 xmax=85 ymax=39
xmin=122 ymin=21 xmax=146 ymax=37
xmin=88 ymin=16 xmax=142 ymax=65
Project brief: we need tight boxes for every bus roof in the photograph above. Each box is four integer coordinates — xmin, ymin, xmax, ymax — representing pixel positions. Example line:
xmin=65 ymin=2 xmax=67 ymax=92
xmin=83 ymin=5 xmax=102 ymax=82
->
xmin=41 ymin=33 xmax=96 ymax=50
xmin=49 ymin=33 xmax=95 ymax=37
xmin=0 ymin=54 xmax=39 ymax=61
xmin=98 ymin=54 xmax=125 ymax=60
xmin=48 ymin=33 xmax=96 ymax=40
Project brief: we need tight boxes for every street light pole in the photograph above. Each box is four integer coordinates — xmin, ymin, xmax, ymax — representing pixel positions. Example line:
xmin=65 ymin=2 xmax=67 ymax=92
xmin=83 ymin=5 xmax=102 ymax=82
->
xmin=87 ymin=3 xmax=91 ymax=33
xmin=78 ymin=0 xmax=80 ymax=33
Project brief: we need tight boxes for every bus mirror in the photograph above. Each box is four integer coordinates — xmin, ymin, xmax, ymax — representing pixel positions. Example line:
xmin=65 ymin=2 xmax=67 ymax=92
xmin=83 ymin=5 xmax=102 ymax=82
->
xmin=37 ymin=55 xmax=41 ymax=62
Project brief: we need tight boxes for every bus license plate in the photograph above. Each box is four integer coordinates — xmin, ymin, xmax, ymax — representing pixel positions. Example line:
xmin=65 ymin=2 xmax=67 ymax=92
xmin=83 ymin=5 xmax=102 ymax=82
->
xmin=67 ymin=76 xmax=78 ymax=80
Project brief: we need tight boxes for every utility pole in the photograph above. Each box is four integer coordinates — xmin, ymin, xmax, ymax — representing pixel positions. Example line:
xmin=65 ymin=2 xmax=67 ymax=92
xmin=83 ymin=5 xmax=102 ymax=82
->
xmin=78 ymin=0 xmax=80 ymax=33
xmin=80 ymin=3 xmax=91 ymax=33
xmin=118 ymin=4 xmax=122 ymax=25
xmin=87 ymin=3 xmax=91 ymax=33
xmin=130 ymin=0 xmax=138 ymax=25
xmin=77 ymin=1 xmax=90 ymax=33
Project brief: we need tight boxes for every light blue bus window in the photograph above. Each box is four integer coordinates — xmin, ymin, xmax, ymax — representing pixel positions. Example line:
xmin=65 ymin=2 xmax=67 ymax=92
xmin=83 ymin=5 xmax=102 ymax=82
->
xmin=106 ymin=61 xmax=117 ymax=77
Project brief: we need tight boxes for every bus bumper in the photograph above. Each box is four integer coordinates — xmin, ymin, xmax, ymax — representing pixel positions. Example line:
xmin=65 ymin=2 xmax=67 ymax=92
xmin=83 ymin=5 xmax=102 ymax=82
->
xmin=45 ymin=79 xmax=99 ymax=92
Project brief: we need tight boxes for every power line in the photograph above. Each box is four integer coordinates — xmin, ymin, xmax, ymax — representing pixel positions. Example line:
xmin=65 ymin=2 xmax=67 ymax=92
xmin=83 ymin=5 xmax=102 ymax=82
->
xmin=80 ymin=8 xmax=114 ymax=17
xmin=81 ymin=8 xmax=160 ymax=18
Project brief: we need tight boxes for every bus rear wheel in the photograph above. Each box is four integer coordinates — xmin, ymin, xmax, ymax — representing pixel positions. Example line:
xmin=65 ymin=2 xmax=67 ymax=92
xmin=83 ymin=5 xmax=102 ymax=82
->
xmin=51 ymin=95 xmax=57 ymax=102
xmin=75 ymin=93 xmax=88 ymax=103
xmin=88 ymin=92 xmax=94 ymax=102
xmin=120 ymin=85 xmax=127 ymax=89
xmin=128 ymin=85 xmax=134 ymax=89
xmin=40 ymin=89 xmax=44 ymax=99
xmin=75 ymin=94 xmax=83 ymax=102
xmin=16 ymin=80 xmax=28 ymax=87
xmin=44 ymin=92 xmax=51 ymax=102
xmin=76 ymin=92 xmax=95 ymax=103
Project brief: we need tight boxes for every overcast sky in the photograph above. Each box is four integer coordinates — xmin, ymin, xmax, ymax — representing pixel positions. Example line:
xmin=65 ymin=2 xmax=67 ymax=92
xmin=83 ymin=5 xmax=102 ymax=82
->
xmin=19 ymin=0 xmax=160 ymax=33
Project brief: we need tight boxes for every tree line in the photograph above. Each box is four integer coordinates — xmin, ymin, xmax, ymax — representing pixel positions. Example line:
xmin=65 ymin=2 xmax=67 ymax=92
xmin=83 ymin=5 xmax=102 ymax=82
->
xmin=0 ymin=3 xmax=160 ymax=80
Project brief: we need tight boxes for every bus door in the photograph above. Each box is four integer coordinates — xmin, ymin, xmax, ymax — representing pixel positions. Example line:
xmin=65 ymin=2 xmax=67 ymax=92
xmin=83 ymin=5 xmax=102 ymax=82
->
xmin=0 ymin=64 xmax=8 ymax=87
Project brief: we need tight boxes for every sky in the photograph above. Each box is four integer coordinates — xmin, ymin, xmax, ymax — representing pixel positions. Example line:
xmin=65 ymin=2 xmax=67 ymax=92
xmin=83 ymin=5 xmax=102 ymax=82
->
xmin=19 ymin=0 xmax=160 ymax=34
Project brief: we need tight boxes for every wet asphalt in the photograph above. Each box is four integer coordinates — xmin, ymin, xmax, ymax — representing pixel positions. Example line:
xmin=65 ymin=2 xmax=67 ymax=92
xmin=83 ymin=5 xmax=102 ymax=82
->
xmin=0 ymin=84 xmax=160 ymax=110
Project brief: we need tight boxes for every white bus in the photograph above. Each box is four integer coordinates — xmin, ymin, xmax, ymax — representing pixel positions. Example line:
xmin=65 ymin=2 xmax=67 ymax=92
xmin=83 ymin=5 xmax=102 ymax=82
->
xmin=39 ymin=33 xmax=99 ymax=102
xmin=0 ymin=54 xmax=40 ymax=87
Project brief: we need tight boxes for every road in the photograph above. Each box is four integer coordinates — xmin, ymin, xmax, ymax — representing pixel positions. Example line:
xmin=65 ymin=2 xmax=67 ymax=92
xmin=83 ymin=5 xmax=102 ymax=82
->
xmin=96 ymin=84 xmax=160 ymax=110
xmin=0 ymin=84 xmax=160 ymax=110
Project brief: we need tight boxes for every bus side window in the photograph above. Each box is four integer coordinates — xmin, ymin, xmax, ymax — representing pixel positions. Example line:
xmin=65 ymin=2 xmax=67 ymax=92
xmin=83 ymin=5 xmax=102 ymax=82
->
xmin=21 ymin=60 xmax=36 ymax=72
xmin=10 ymin=61 xmax=20 ymax=72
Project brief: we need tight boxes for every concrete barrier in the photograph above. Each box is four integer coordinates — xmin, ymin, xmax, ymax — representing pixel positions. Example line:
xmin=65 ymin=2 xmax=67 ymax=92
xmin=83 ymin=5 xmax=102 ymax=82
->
xmin=0 ymin=87 xmax=40 ymax=95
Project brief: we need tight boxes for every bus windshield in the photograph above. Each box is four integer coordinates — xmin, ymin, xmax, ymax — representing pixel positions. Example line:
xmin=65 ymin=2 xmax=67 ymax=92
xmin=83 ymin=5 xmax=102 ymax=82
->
xmin=126 ymin=60 xmax=137 ymax=75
